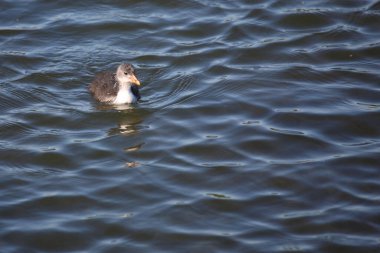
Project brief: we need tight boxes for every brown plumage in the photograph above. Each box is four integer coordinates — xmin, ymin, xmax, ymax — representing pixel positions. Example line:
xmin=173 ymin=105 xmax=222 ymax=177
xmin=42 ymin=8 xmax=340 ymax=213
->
xmin=89 ymin=63 xmax=141 ymax=104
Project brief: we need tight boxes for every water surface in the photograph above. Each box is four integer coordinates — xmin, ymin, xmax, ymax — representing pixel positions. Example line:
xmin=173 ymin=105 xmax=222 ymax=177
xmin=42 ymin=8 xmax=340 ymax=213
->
xmin=1 ymin=0 xmax=380 ymax=252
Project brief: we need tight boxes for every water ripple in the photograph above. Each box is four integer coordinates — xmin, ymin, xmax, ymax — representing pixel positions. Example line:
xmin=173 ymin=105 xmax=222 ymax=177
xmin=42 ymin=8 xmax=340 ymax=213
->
xmin=1 ymin=0 xmax=380 ymax=252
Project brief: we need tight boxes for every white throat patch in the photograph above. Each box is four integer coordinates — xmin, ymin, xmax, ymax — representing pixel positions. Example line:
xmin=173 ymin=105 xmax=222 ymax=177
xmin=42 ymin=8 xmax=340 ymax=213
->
xmin=113 ymin=85 xmax=136 ymax=104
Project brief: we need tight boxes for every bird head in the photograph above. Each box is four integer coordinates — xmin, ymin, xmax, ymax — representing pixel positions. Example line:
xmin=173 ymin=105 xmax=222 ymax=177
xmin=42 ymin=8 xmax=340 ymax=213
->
xmin=116 ymin=63 xmax=141 ymax=86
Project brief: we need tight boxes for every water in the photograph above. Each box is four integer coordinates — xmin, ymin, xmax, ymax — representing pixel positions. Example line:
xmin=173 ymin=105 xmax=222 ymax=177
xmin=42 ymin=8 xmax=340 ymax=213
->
xmin=1 ymin=0 xmax=380 ymax=252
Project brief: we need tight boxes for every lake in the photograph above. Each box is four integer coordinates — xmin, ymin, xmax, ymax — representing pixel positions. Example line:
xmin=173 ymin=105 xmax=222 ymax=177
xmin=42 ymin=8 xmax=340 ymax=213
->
xmin=1 ymin=0 xmax=380 ymax=252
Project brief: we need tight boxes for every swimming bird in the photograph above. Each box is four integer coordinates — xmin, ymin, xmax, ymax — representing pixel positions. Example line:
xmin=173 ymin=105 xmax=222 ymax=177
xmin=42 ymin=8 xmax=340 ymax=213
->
xmin=89 ymin=63 xmax=141 ymax=104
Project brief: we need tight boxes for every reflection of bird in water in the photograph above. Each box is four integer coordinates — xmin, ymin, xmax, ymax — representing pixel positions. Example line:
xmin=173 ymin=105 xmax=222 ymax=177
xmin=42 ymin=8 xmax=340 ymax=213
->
xmin=105 ymin=107 xmax=148 ymax=136
xmin=89 ymin=63 xmax=141 ymax=104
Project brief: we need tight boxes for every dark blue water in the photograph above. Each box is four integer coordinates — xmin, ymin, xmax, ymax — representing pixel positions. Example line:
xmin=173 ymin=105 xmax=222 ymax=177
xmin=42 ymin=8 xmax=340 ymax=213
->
xmin=1 ymin=0 xmax=380 ymax=252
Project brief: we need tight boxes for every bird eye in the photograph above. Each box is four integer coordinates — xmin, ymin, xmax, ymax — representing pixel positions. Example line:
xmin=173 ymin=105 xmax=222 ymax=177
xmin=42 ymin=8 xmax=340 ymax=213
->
xmin=124 ymin=72 xmax=128 ymax=75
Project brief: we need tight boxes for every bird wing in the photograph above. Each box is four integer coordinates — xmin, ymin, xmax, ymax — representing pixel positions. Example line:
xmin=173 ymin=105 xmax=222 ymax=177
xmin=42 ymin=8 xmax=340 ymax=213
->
xmin=88 ymin=72 xmax=118 ymax=103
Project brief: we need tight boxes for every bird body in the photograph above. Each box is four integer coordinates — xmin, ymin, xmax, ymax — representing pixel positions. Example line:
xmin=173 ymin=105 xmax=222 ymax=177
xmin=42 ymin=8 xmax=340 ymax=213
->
xmin=89 ymin=63 xmax=141 ymax=104
xmin=113 ymin=85 xmax=137 ymax=104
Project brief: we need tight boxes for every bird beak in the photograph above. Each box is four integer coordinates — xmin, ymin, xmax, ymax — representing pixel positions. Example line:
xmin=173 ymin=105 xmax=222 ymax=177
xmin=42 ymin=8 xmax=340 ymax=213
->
xmin=131 ymin=74 xmax=141 ymax=86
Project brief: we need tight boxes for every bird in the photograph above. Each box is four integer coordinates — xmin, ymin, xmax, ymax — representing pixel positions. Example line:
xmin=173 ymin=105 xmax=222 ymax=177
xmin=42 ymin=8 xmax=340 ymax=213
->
xmin=89 ymin=63 xmax=141 ymax=104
